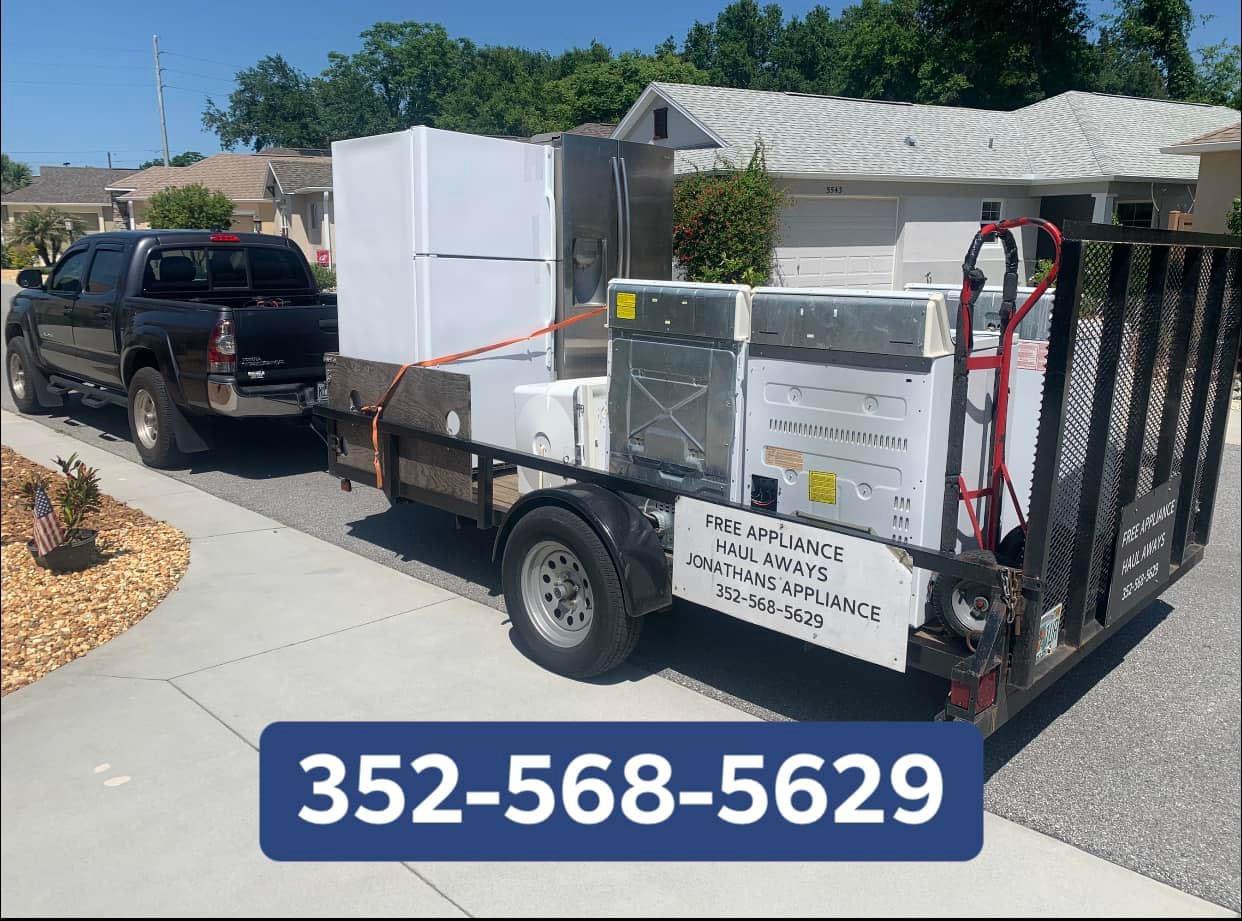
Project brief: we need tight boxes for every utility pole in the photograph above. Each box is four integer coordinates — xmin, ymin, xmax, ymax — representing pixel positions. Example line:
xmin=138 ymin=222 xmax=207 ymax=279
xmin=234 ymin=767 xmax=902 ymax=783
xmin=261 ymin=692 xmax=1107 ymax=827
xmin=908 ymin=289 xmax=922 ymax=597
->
xmin=151 ymin=34 xmax=170 ymax=167
xmin=107 ymin=151 xmax=113 ymax=169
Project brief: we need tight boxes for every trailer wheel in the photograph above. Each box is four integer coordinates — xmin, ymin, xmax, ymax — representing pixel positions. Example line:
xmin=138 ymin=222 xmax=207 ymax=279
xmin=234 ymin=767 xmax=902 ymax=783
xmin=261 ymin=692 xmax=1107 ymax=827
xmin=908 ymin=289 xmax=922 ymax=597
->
xmin=933 ymin=549 xmax=998 ymax=639
xmin=501 ymin=505 xmax=642 ymax=678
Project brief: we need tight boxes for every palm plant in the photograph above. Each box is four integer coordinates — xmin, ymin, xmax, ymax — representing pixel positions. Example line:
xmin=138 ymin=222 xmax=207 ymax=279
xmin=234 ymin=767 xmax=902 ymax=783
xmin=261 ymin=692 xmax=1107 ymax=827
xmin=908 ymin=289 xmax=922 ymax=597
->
xmin=9 ymin=207 xmax=86 ymax=265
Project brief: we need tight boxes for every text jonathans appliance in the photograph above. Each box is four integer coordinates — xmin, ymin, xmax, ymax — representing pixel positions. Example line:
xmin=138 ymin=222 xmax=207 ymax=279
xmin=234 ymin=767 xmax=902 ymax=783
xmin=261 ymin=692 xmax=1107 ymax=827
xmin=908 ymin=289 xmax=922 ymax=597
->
xmin=607 ymin=280 xmax=752 ymax=503
xmin=513 ymin=377 xmax=609 ymax=495
xmin=742 ymin=288 xmax=998 ymax=626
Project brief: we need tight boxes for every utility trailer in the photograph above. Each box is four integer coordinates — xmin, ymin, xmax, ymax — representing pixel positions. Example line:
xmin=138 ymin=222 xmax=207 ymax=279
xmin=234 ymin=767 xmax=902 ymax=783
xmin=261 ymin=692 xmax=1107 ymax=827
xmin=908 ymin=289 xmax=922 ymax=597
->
xmin=316 ymin=222 xmax=1239 ymax=737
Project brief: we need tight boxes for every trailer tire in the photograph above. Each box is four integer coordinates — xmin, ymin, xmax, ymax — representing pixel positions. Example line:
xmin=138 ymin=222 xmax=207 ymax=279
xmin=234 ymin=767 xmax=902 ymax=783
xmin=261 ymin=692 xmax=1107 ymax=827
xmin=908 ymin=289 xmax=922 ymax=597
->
xmin=501 ymin=505 xmax=642 ymax=678
xmin=933 ymin=549 xmax=998 ymax=639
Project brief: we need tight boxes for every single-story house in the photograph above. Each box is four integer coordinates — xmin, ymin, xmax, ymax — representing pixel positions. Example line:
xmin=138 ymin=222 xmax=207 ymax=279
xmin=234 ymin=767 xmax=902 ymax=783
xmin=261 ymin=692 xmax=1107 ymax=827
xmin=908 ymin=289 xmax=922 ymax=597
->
xmin=614 ymin=85 xmax=1241 ymax=287
xmin=107 ymin=150 xmax=334 ymax=263
xmin=2 ymin=166 xmax=138 ymax=236
xmin=1161 ymin=123 xmax=1241 ymax=234
xmin=266 ymin=156 xmax=334 ymax=266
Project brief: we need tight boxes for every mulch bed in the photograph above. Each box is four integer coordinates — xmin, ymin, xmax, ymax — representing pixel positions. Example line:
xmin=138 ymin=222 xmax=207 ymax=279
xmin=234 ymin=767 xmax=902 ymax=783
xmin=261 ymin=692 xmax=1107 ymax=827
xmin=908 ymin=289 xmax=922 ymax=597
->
xmin=1 ymin=446 xmax=190 ymax=695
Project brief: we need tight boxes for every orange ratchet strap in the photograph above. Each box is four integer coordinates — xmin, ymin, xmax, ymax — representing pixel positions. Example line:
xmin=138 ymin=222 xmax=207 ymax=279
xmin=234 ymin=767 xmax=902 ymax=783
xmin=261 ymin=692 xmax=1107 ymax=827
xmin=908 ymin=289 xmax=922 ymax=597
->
xmin=361 ymin=305 xmax=607 ymax=489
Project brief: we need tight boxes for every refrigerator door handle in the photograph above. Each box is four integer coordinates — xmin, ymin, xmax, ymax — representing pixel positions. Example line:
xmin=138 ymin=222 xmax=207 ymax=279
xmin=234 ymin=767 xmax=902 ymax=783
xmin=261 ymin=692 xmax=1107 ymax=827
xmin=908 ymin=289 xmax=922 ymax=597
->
xmin=619 ymin=156 xmax=633 ymax=277
xmin=610 ymin=156 xmax=626 ymax=279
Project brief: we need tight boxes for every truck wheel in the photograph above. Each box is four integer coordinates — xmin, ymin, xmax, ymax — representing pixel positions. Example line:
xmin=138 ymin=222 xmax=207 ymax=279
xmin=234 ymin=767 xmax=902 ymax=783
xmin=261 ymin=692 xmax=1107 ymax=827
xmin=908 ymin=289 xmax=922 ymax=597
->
xmin=127 ymin=367 xmax=183 ymax=469
xmin=933 ymin=549 xmax=998 ymax=639
xmin=501 ymin=505 xmax=642 ymax=678
xmin=6 ymin=337 xmax=43 ymax=414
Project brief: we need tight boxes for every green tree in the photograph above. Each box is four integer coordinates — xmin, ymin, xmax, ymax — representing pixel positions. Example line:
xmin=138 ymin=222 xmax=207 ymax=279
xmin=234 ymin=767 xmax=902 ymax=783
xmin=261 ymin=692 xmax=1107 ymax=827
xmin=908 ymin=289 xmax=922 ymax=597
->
xmin=917 ymin=0 xmax=1094 ymax=108
xmin=437 ymin=45 xmax=562 ymax=136
xmin=766 ymin=5 xmax=844 ymax=94
xmin=202 ymin=55 xmax=326 ymax=150
xmin=348 ymin=21 xmax=468 ymax=127
xmin=146 ymin=184 xmax=235 ymax=230
xmin=547 ymin=53 xmax=709 ymax=127
xmin=10 ymin=208 xmax=85 ymax=265
xmin=683 ymin=0 xmax=787 ymax=89
xmin=835 ymin=0 xmax=927 ymax=102
xmin=2 ymin=154 xmax=33 ymax=194
xmin=1097 ymin=0 xmax=1197 ymax=99
xmin=138 ymin=151 xmax=207 ymax=169
xmin=1192 ymin=41 xmax=1241 ymax=109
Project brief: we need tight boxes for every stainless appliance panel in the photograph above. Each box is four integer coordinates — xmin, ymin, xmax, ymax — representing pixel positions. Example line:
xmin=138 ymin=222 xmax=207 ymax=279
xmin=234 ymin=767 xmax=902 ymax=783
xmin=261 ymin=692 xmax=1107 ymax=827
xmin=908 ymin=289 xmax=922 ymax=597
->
xmin=608 ymin=335 xmax=740 ymax=500
xmin=750 ymin=290 xmax=930 ymax=355
xmin=608 ymin=281 xmax=742 ymax=340
xmin=556 ymin=135 xmax=673 ymax=380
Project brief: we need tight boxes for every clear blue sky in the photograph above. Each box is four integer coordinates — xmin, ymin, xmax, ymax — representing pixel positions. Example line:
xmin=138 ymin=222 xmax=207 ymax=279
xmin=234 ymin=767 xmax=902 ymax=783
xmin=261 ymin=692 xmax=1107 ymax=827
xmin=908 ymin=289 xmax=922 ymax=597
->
xmin=2 ymin=0 xmax=1238 ymax=172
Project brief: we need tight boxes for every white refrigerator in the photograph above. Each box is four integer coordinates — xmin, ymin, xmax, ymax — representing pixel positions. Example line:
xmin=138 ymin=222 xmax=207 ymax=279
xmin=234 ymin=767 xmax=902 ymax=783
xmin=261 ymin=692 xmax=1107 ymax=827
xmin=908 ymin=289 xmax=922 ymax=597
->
xmin=332 ymin=127 xmax=558 ymax=450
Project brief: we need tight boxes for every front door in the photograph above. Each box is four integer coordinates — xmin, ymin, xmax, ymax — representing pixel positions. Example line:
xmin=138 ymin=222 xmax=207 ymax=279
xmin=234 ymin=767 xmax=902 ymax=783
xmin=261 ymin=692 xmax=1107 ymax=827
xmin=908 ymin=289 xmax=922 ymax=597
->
xmin=70 ymin=244 xmax=126 ymax=386
xmin=31 ymin=247 xmax=90 ymax=374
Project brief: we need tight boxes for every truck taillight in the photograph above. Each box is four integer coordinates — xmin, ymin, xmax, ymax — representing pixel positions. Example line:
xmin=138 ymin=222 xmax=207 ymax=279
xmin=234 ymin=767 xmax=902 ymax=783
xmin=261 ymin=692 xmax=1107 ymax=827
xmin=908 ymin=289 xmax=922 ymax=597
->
xmin=208 ymin=318 xmax=236 ymax=373
xmin=210 ymin=233 xmax=241 ymax=242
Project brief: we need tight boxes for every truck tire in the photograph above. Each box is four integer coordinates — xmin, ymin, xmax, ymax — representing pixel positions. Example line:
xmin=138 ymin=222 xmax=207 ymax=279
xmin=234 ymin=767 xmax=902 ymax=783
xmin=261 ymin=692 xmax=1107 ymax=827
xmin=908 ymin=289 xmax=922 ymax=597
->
xmin=127 ymin=367 xmax=183 ymax=469
xmin=6 ymin=336 xmax=44 ymax=414
xmin=932 ymin=548 xmax=998 ymax=639
xmin=501 ymin=505 xmax=642 ymax=678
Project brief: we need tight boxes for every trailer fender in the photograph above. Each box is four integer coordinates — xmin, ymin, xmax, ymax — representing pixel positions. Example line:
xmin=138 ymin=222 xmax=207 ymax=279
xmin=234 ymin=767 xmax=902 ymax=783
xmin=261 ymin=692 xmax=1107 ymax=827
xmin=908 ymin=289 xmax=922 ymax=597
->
xmin=494 ymin=484 xmax=671 ymax=618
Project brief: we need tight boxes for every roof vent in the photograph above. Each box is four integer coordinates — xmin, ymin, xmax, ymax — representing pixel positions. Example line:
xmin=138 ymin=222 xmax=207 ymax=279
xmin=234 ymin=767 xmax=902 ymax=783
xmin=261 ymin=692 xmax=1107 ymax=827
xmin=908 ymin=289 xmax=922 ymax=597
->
xmin=904 ymin=135 xmax=917 ymax=147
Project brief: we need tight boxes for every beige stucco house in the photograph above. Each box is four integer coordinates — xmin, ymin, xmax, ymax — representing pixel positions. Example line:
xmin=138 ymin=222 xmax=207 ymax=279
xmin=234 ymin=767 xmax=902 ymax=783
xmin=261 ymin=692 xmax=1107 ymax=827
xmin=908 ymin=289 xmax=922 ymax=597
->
xmin=1161 ymin=123 xmax=1241 ymax=234
xmin=106 ymin=150 xmax=334 ymax=263
xmin=2 ymin=166 xmax=138 ymax=236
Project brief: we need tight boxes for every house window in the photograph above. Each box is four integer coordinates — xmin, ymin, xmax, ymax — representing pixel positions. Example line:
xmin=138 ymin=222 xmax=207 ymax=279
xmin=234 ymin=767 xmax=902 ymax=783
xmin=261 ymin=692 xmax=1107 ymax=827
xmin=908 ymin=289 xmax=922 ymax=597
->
xmin=654 ymin=107 xmax=669 ymax=141
xmin=1115 ymin=201 xmax=1154 ymax=228
xmin=980 ymin=200 xmax=1003 ymax=225
xmin=310 ymin=202 xmax=322 ymax=230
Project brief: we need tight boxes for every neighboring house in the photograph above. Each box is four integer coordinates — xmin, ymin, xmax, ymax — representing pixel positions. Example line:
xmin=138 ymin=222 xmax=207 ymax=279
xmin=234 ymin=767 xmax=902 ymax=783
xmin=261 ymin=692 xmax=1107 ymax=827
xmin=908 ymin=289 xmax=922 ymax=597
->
xmin=266 ymin=157 xmax=334 ymax=266
xmin=1 ymin=166 xmax=138 ymax=236
xmin=529 ymin=122 xmax=618 ymax=145
xmin=107 ymin=150 xmax=334 ymax=263
xmin=614 ymin=85 xmax=1240 ymax=287
xmin=1161 ymin=123 xmax=1241 ymax=234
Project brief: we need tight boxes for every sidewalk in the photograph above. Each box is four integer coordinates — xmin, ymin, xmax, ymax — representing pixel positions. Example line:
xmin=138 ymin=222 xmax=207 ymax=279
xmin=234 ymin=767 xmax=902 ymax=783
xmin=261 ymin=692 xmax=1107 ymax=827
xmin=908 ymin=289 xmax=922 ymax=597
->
xmin=0 ymin=411 xmax=1230 ymax=917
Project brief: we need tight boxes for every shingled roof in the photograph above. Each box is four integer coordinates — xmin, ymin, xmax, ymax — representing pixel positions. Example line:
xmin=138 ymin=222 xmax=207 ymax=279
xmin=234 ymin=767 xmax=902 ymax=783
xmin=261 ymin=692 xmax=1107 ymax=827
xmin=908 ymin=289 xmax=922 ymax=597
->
xmin=109 ymin=153 xmax=275 ymax=202
xmin=620 ymin=85 xmax=1239 ymax=184
xmin=268 ymin=158 xmax=333 ymax=194
xmin=3 ymin=166 xmax=138 ymax=204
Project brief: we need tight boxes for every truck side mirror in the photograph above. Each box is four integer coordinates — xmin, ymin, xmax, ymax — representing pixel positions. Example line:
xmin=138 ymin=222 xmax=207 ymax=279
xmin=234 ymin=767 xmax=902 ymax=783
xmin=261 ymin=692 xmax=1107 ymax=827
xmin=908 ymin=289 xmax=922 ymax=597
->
xmin=16 ymin=268 xmax=44 ymax=289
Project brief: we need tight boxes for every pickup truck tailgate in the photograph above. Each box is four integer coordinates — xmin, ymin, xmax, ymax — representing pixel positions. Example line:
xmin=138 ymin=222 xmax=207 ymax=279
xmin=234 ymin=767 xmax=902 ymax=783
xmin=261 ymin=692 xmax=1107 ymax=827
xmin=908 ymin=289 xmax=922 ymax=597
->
xmin=233 ymin=305 xmax=339 ymax=384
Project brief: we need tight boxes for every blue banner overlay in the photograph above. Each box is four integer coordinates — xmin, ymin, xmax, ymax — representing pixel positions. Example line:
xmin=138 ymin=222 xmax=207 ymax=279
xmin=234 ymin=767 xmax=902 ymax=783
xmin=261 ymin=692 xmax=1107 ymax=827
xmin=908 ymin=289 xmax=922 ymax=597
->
xmin=260 ymin=721 xmax=982 ymax=861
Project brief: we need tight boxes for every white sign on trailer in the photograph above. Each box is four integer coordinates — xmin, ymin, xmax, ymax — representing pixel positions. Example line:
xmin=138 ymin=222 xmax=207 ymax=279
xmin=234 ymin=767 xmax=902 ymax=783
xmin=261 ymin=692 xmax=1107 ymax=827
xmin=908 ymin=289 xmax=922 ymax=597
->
xmin=672 ymin=497 xmax=914 ymax=672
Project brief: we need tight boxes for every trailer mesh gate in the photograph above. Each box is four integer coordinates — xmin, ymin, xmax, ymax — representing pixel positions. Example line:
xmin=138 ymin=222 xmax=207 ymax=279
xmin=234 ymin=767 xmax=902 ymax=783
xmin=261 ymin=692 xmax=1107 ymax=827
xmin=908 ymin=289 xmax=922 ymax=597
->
xmin=1013 ymin=222 xmax=1240 ymax=687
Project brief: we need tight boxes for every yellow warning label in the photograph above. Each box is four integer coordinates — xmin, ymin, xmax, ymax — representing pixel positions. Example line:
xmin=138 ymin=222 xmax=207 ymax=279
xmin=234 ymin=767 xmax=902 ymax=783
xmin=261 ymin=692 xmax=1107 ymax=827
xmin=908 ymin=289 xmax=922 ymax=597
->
xmin=764 ymin=445 xmax=804 ymax=471
xmin=615 ymin=291 xmax=636 ymax=320
xmin=808 ymin=470 xmax=837 ymax=505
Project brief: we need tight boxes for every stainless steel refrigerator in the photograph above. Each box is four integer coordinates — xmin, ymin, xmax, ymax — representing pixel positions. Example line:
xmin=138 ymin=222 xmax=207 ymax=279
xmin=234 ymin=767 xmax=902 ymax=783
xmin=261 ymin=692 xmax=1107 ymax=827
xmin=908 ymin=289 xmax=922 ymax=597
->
xmin=555 ymin=134 xmax=674 ymax=379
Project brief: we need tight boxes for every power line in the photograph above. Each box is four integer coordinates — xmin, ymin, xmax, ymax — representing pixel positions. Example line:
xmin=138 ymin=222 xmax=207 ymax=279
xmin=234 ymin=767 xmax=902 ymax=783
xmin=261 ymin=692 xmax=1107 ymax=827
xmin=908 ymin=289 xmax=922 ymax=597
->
xmin=4 ymin=79 xmax=150 ymax=88
xmin=162 ymin=50 xmax=248 ymax=70
xmin=164 ymin=68 xmax=237 ymax=83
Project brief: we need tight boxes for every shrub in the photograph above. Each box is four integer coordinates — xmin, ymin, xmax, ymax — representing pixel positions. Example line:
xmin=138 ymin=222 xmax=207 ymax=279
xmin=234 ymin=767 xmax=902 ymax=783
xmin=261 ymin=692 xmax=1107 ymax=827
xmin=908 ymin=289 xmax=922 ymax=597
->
xmin=1027 ymin=258 xmax=1055 ymax=286
xmin=146 ymin=183 xmax=235 ymax=230
xmin=1228 ymin=197 xmax=1241 ymax=236
xmin=310 ymin=263 xmax=336 ymax=291
xmin=19 ymin=453 xmax=102 ymax=534
xmin=673 ymin=144 xmax=786 ymax=286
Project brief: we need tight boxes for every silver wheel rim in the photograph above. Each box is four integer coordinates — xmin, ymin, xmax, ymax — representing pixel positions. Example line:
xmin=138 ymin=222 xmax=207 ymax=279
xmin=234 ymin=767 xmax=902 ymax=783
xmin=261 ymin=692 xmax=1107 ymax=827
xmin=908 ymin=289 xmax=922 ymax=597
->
xmin=950 ymin=585 xmax=990 ymax=634
xmin=133 ymin=389 xmax=159 ymax=449
xmin=521 ymin=539 xmax=595 ymax=649
xmin=8 ymin=352 xmax=28 ymax=401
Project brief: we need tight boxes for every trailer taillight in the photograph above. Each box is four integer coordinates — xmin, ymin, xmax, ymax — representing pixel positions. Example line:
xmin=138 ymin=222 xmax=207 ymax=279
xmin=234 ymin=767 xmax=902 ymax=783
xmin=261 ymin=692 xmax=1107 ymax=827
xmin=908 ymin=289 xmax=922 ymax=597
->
xmin=208 ymin=318 xmax=236 ymax=373
xmin=949 ymin=667 xmax=998 ymax=713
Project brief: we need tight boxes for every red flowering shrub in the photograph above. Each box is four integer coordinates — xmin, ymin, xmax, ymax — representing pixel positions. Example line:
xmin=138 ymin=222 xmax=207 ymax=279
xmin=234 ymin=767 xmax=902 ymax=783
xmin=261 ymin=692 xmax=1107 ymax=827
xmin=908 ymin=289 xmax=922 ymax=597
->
xmin=672 ymin=144 xmax=785 ymax=285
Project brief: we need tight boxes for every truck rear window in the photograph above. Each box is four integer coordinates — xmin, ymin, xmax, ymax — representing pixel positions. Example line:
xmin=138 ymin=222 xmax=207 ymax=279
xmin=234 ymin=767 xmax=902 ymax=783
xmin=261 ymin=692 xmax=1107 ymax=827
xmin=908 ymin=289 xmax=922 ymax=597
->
xmin=142 ymin=246 xmax=309 ymax=295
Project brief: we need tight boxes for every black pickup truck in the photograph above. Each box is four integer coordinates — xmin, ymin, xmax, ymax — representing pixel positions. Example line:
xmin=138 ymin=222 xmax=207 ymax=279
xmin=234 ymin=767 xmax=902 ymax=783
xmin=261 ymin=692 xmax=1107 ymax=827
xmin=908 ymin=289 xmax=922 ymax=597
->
xmin=4 ymin=230 xmax=338 ymax=467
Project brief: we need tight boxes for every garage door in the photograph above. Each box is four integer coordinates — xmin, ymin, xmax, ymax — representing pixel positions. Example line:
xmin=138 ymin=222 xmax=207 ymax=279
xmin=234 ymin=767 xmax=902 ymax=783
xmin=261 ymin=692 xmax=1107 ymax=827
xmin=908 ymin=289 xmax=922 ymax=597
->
xmin=774 ymin=197 xmax=897 ymax=288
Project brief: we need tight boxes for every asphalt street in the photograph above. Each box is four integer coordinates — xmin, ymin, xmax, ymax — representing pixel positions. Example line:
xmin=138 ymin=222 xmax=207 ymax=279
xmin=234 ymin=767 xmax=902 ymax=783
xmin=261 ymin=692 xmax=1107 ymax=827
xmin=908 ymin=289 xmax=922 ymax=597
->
xmin=3 ymin=282 xmax=1239 ymax=910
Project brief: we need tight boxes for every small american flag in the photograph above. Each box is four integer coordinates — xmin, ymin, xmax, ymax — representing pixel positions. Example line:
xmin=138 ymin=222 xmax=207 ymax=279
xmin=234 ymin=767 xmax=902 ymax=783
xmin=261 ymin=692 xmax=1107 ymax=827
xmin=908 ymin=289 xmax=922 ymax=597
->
xmin=32 ymin=484 xmax=65 ymax=556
